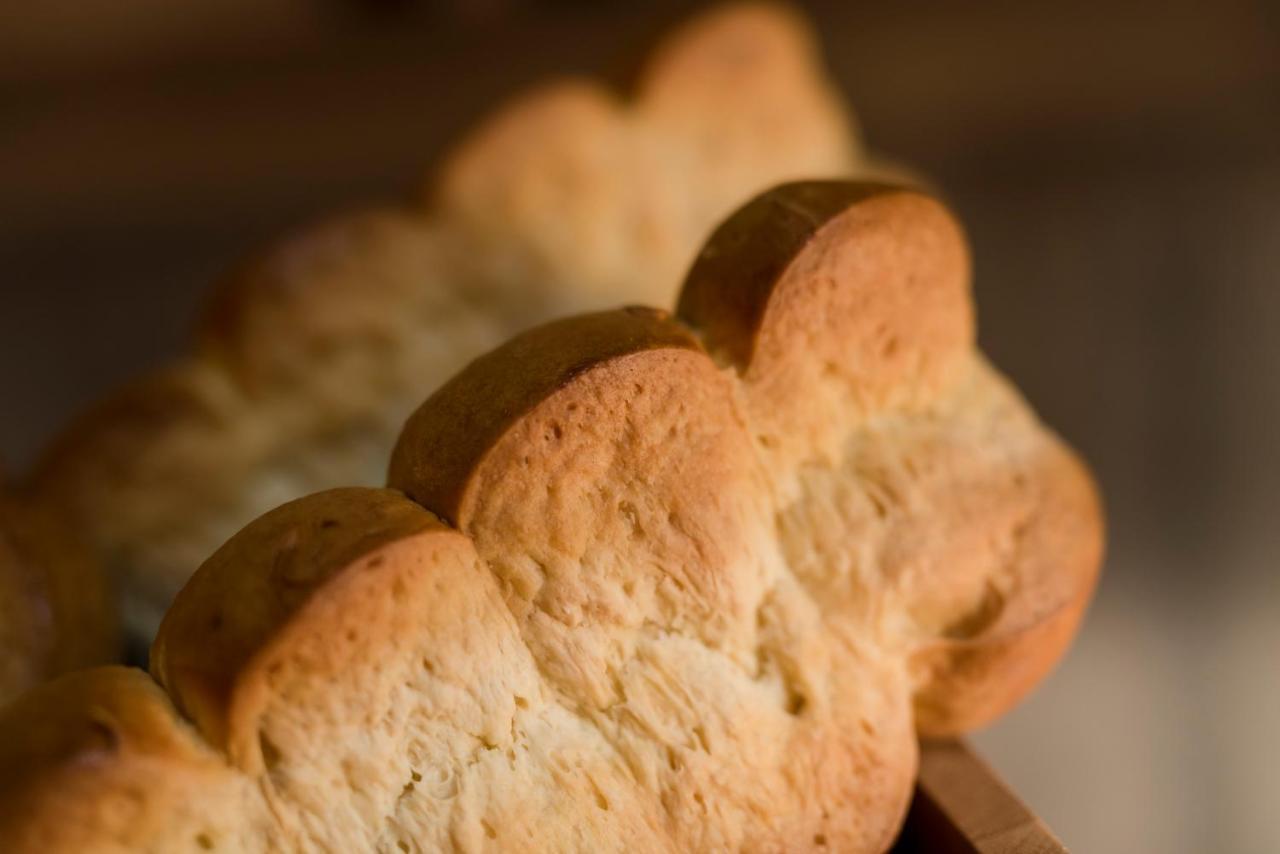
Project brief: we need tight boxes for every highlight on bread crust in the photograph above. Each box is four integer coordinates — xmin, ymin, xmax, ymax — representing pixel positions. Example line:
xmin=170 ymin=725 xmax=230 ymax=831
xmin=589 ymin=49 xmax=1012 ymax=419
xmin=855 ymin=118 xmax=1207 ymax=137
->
xmin=0 ymin=478 xmax=116 ymax=704
xmin=0 ymin=182 xmax=1103 ymax=852
xmin=24 ymin=1 xmax=870 ymax=639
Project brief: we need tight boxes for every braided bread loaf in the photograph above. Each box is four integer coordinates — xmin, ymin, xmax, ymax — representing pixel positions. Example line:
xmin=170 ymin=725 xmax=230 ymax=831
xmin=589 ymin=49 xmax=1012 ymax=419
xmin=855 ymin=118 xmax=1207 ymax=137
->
xmin=26 ymin=2 xmax=872 ymax=637
xmin=0 ymin=182 xmax=1102 ymax=852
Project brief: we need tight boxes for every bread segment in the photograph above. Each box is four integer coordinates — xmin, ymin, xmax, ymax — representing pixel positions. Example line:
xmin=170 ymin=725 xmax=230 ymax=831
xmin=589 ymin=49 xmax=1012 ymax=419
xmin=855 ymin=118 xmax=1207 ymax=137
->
xmin=391 ymin=307 xmax=916 ymax=850
xmin=679 ymin=182 xmax=974 ymax=471
xmin=0 ymin=482 xmax=115 ymax=704
xmin=678 ymin=182 xmax=1100 ymax=734
xmin=0 ymin=667 xmax=264 ymax=853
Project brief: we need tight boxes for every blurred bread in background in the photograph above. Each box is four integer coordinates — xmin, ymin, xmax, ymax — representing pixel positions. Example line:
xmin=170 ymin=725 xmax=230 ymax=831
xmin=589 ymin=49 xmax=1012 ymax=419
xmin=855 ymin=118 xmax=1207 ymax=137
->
xmin=21 ymin=3 xmax=892 ymax=640
xmin=0 ymin=472 xmax=116 ymax=703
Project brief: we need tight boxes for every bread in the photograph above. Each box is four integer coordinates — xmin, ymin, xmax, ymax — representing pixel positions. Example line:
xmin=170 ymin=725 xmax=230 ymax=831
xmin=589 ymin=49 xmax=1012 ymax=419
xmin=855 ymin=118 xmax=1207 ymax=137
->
xmin=0 ymin=182 xmax=1103 ymax=852
xmin=0 ymin=474 xmax=116 ymax=704
xmin=25 ymin=2 xmax=876 ymax=637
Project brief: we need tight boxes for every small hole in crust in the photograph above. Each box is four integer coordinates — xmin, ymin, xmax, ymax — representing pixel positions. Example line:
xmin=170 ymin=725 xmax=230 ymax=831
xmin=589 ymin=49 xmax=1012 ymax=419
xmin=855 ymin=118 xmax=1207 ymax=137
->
xmin=422 ymin=658 xmax=435 ymax=674
xmin=813 ymin=833 xmax=827 ymax=846
xmin=786 ymin=692 xmax=807 ymax=716
xmin=594 ymin=790 xmax=610 ymax=811
xmin=258 ymin=732 xmax=282 ymax=770
xmin=196 ymin=832 xmax=214 ymax=849
xmin=514 ymin=696 xmax=529 ymax=709
xmin=397 ymin=842 xmax=410 ymax=853
xmin=482 ymin=821 xmax=497 ymax=839
xmin=941 ymin=580 xmax=1005 ymax=640
xmin=85 ymin=718 xmax=119 ymax=753
xmin=320 ymin=519 xmax=338 ymax=529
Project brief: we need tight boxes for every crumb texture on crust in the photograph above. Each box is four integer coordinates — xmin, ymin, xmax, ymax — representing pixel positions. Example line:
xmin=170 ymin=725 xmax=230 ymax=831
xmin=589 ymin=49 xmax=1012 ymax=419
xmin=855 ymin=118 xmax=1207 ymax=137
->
xmin=0 ymin=181 xmax=1103 ymax=853
xmin=24 ymin=1 xmax=866 ymax=636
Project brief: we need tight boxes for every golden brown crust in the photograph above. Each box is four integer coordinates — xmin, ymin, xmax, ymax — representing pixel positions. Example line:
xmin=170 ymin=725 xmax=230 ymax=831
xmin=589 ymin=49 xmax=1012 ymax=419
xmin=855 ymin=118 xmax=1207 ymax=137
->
xmin=390 ymin=311 xmax=919 ymax=850
xmin=909 ymin=441 xmax=1104 ymax=734
xmin=681 ymin=181 xmax=974 ymax=468
xmin=678 ymin=182 xmax=903 ymax=367
xmin=0 ymin=667 xmax=199 ymax=799
xmin=24 ymin=1 xmax=866 ymax=644
xmin=151 ymin=487 xmax=439 ymax=761
xmin=0 ymin=173 xmax=1102 ymax=851
xmin=677 ymin=182 xmax=1098 ymax=732
xmin=389 ymin=307 xmax=700 ymax=525
xmin=0 ymin=667 xmax=255 ymax=853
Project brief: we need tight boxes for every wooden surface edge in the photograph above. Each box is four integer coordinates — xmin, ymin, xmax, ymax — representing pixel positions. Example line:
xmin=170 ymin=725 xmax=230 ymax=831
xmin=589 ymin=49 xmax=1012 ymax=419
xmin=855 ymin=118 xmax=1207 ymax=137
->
xmin=893 ymin=739 xmax=1068 ymax=854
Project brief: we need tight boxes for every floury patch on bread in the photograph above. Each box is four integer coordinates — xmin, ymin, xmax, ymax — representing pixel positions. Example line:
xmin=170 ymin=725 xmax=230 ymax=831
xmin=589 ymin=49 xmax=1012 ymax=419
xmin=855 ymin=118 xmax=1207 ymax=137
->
xmin=0 ymin=183 xmax=1103 ymax=852
xmin=25 ymin=2 xmax=879 ymax=637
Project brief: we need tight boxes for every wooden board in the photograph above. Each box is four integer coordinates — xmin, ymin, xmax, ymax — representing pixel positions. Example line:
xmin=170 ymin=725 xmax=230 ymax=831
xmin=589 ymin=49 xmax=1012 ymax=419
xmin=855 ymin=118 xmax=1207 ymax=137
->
xmin=893 ymin=740 xmax=1067 ymax=853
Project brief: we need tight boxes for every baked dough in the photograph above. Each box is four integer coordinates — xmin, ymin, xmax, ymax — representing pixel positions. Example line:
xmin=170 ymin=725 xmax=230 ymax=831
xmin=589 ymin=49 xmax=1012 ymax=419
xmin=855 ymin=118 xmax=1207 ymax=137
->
xmin=0 ymin=182 xmax=1103 ymax=852
xmin=0 ymin=475 xmax=115 ymax=704
xmin=26 ymin=2 xmax=872 ymax=637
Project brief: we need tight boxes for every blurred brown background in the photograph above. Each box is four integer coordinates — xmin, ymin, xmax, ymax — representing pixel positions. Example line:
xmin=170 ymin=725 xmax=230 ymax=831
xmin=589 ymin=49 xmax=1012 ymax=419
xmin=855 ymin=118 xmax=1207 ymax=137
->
xmin=2 ymin=1 xmax=1277 ymax=850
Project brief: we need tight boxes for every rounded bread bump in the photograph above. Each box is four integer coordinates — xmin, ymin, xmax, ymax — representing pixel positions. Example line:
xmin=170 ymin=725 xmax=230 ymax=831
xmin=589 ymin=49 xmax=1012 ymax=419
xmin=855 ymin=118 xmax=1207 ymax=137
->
xmin=679 ymin=181 xmax=974 ymax=468
xmin=679 ymin=181 xmax=1100 ymax=734
xmin=0 ymin=666 xmax=261 ymax=853
xmin=151 ymin=487 xmax=444 ymax=768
